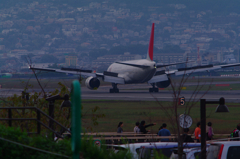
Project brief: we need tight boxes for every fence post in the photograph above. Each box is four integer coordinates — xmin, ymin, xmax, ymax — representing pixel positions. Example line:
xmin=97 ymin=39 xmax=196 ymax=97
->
xmin=49 ymin=100 xmax=55 ymax=131
xmin=37 ymin=110 xmax=41 ymax=134
xmin=8 ymin=109 xmax=12 ymax=127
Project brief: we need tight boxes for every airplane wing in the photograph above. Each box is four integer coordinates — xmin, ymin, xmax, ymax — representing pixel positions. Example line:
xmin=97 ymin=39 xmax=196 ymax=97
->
xmin=30 ymin=66 xmax=97 ymax=77
xmin=170 ymin=63 xmax=240 ymax=76
xmin=29 ymin=66 xmax=125 ymax=84
xmin=148 ymin=63 xmax=240 ymax=83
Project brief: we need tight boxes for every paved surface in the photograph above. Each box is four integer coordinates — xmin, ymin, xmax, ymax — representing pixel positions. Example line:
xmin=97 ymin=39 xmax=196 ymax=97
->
xmin=80 ymin=85 xmax=240 ymax=103
xmin=1 ymin=83 xmax=240 ymax=103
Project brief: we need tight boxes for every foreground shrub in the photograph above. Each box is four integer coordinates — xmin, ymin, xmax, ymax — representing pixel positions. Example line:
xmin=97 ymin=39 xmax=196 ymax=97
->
xmin=0 ymin=124 xmax=71 ymax=159
xmin=0 ymin=124 xmax=133 ymax=159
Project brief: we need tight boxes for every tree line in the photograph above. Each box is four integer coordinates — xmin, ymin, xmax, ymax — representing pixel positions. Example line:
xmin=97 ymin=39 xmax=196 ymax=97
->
xmin=88 ymin=44 xmax=185 ymax=60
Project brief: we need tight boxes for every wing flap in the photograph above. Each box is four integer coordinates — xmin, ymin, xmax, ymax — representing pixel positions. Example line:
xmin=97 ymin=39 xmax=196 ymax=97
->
xmin=175 ymin=66 xmax=221 ymax=76
xmin=148 ymin=74 xmax=168 ymax=84
xmin=103 ymin=71 xmax=125 ymax=84
xmin=104 ymin=71 xmax=118 ymax=77
xmin=104 ymin=76 xmax=125 ymax=84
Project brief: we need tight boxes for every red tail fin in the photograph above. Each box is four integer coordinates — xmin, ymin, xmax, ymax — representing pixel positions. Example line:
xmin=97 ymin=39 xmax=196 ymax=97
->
xmin=147 ymin=23 xmax=154 ymax=61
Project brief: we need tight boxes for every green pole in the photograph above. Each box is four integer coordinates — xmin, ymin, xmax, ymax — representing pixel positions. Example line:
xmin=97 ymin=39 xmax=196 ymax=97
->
xmin=71 ymin=80 xmax=81 ymax=159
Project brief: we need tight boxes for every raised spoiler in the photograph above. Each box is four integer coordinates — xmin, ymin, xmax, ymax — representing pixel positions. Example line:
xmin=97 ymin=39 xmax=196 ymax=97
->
xmin=103 ymin=71 xmax=125 ymax=84
xmin=29 ymin=66 xmax=97 ymax=77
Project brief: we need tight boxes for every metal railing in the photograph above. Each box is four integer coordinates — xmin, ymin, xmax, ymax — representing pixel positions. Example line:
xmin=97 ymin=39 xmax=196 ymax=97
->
xmin=0 ymin=107 xmax=71 ymax=138
xmin=62 ymin=132 xmax=232 ymax=144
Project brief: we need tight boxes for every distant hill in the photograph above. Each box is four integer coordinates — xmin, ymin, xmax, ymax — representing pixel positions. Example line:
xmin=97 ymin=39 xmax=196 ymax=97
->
xmin=1 ymin=0 xmax=240 ymax=15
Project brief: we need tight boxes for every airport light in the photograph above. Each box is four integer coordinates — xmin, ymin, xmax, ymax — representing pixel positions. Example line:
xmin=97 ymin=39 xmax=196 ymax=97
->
xmin=215 ymin=97 xmax=229 ymax=113
xmin=60 ymin=94 xmax=71 ymax=108
xmin=200 ymin=97 xmax=229 ymax=159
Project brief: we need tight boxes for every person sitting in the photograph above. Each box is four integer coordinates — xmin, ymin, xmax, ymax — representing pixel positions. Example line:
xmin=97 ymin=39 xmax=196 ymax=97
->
xmin=158 ymin=123 xmax=171 ymax=142
xmin=134 ymin=122 xmax=140 ymax=133
xmin=139 ymin=120 xmax=156 ymax=134
xmin=181 ymin=128 xmax=194 ymax=142
xmin=117 ymin=122 xmax=123 ymax=133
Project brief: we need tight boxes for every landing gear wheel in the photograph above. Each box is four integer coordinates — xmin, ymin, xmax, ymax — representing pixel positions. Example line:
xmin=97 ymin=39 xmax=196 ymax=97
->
xmin=154 ymin=88 xmax=159 ymax=92
xmin=109 ymin=88 xmax=119 ymax=93
xmin=110 ymin=89 xmax=114 ymax=93
xmin=149 ymin=88 xmax=153 ymax=92
xmin=110 ymin=83 xmax=119 ymax=93
xmin=149 ymin=83 xmax=158 ymax=93
xmin=115 ymin=89 xmax=119 ymax=93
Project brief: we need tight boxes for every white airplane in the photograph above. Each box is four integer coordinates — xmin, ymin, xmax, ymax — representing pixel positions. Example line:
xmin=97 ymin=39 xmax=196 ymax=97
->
xmin=30 ymin=23 xmax=240 ymax=93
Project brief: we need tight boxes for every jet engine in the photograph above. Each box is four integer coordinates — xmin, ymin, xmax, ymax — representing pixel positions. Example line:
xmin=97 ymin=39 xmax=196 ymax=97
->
xmin=156 ymin=78 xmax=171 ymax=88
xmin=85 ymin=77 xmax=100 ymax=90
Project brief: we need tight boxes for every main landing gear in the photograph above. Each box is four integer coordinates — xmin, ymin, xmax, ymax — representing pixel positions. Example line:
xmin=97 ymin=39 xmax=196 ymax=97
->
xmin=110 ymin=83 xmax=119 ymax=93
xmin=149 ymin=83 xmax=159 ymax=93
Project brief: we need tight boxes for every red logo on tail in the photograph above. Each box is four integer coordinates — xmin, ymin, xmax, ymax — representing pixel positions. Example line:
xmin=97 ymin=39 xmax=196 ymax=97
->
xmin=148 ymin=23 xmax=154 ymax=61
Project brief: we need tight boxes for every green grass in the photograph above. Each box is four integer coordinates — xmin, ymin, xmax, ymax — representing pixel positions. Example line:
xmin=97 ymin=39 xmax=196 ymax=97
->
xmin=170 ymin=83 xmax=240 ymax=91
xmin=123 ymin=83 xmax=240 ymax=91
xmin=0 ymin=78 xmax=110 ymax=89
xmin=82 ymin=100 xmax=240 ymax=134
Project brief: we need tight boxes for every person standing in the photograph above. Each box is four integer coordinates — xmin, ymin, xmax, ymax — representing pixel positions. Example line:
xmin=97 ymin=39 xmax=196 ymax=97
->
xmin=194 ymin=122 xmax=201 ymax=142
xmin=158 ymin=123 xmax=171 ymax=142
xmin=232 ymin=123 xmax=240 ymax=140
xmin=157 ymin=126 xmax=163 ymax=135
xmin=139 ymin=120 xmax=156 ymax=134
xmin=181 ymin=128 xmax=194 ymax=142
xmin=206 ymin=122 xmax=214 ymax=140
xmin=134 ymin=122 xmax=140 ymax=133
xmin=117 ymin=122 xmax=123 ymax=133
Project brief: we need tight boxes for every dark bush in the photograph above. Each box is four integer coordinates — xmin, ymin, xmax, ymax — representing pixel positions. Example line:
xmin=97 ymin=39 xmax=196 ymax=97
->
xmin=0 ymin=124 xmax=133 ymax=159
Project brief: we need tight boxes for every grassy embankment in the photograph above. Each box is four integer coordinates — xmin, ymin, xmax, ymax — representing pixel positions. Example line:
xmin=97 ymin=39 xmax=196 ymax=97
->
xmin=82 ymin=100 xmax=240 ymax=134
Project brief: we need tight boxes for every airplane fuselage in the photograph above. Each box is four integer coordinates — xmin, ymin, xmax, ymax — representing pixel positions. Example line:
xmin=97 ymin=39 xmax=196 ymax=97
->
xmin=107 ymin=59 xmax=156 ymax=84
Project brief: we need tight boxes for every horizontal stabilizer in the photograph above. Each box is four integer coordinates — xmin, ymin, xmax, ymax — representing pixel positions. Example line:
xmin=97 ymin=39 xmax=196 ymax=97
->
xmin=156 ymin=61 xmax=194 ymax=68
xmin=115 ymin=62 xmax=150 ymax=69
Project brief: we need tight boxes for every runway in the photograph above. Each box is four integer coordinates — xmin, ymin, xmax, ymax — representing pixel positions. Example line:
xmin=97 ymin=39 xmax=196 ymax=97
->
xmin=1 ymin=83 xmax=240 ymax=103
xmin=81 ymin=85 xmax=240 ymax=103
